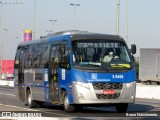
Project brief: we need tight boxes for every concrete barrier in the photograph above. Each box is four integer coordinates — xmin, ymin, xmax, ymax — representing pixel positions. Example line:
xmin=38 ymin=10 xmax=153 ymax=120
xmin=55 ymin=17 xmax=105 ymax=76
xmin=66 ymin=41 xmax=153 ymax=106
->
xmin=0 ymin=80 xmax=160 ymax=100
xmin=136 ymin=83 xmax=160 ymax=100
xmin=0 ymin=79 xmax=14 ymax=87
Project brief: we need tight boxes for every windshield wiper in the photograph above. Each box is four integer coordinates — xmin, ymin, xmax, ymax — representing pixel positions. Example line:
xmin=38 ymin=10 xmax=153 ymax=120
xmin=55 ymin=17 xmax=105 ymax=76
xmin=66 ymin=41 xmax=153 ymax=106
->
xmin=79 ymin=62 xmax=101 ymax=67
xmin=88 ymin=62 xmax=101 ymax=66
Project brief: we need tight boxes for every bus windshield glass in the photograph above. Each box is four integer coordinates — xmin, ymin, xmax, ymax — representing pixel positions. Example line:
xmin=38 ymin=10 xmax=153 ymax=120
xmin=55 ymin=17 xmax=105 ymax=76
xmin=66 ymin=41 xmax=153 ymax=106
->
xmin=72 ymin=40 xmax=132 ymax=70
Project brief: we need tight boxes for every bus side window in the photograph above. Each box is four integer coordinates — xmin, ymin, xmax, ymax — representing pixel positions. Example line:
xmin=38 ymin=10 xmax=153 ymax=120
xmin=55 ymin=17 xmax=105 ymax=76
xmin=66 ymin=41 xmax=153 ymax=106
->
xmin=24 ymin=46 xmax=29 ymax=68
xmin=39 ymin=43 xmax=49 ymax=68
xmin=43 ymin=43 xmax=49 ymax=68
xmin=49 ymin=45 xmax=60 ymax=76
xmin=50 ymin=46 xmax=57 ymax=73
xmin=59 ymin=44 xmax=70 ymax=69
xmin=25 ymin=45 xmax=34 ymax=68
xmin=15 ymin=48 xmax=21 ymax=69
xmin=32 ymin=44 xmax=41 ymax=68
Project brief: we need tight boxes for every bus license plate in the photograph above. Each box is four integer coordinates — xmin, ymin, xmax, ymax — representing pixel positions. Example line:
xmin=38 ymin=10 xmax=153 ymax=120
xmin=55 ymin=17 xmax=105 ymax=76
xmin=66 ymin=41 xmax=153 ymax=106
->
xmin=103 ymin=90 xmax=115 ymax=95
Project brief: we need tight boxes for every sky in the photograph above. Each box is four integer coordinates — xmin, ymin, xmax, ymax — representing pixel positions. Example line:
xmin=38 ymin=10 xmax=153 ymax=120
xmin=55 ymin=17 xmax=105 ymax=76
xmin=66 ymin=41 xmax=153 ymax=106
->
xmin=1 ymin=0 xmax=160 ymax=59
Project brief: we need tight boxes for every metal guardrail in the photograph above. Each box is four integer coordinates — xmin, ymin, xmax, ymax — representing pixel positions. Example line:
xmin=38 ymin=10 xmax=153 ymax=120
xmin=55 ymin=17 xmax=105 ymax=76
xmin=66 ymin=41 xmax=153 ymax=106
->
xmin=0 ymin=79 xmax=14 ymax=87
xmin=0 ymin=80 xmax=160 ymax=100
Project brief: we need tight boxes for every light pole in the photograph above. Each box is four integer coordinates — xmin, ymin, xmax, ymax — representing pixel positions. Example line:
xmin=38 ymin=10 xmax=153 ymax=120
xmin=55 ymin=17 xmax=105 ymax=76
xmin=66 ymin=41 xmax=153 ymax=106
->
xmin=0 ymin=1 xmax=3 ymax=76
xmin=70 ymin=3 xmax=80 ymax=30
xmin=33 ymin=0 xmax=36 ymax=40
xmin=0 ymin=1 xmax=24 ymax=77
xmin=49 ymin=19 xmax=57 ymax=33
xmin=116 ymin=0 xmax=120 ymax=35
xmin=126 ymin=0 xmax=128 ymax=43
xmin=3 ymin=28 xmax=7 ymax=63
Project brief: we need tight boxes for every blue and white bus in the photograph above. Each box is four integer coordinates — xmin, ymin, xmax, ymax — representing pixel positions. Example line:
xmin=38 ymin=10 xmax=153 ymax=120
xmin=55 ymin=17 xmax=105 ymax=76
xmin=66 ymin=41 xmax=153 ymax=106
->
xmin=14 ymin=30 xmax=136 ymax=112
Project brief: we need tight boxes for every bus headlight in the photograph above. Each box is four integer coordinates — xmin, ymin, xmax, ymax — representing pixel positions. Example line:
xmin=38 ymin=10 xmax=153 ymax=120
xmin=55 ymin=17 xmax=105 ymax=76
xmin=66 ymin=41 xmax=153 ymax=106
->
xmin=126 ymin=82 xmax=134 ymax=87
xmin=127 ymin=82 xmax=133 ymax=87
xmin=73 ymin=81 xmax=90 ymax=89
xmin=131 ymin=93 xmax=135 ymax=99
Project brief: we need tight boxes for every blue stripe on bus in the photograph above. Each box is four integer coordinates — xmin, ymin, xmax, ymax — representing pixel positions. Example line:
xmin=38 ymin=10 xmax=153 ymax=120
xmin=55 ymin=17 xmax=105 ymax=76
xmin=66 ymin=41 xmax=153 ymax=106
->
xmin=48 ymin=35 xmax=70 ymax=42
xmin=44 ymin=81 xmax=49 ymax=102
xmin=72 ymin=68 xmax=136 ymax=83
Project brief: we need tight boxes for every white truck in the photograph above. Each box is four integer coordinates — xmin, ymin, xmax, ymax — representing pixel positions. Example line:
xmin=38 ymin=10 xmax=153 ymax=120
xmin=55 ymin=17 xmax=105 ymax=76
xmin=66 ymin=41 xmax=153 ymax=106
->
xmin=139 ymin=48 xmax=160 ymax=85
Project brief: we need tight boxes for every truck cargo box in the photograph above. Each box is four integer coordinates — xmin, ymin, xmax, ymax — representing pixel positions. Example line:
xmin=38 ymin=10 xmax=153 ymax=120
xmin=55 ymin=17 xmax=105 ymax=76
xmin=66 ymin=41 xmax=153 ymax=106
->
xmin=139 ymin=48 xmax=160 ymax=85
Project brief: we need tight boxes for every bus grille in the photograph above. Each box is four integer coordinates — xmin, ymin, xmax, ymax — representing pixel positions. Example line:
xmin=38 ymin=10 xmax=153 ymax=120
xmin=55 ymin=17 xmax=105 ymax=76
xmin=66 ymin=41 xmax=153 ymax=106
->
xmin=92 ymin=83 xmax=123 ymax=90
xmin=96 ymin=93 xmax=120 ymax=99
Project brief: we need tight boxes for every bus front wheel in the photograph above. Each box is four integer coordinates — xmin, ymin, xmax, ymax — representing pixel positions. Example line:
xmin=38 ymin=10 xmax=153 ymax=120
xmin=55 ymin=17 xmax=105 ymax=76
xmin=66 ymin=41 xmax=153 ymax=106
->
xmin=27 ymin=90 xmax=37 ymax=108
xmin=115 ymin=103 xmax=128 ymax=113
xmin=63 ymin=93 xmax=75 ymax=112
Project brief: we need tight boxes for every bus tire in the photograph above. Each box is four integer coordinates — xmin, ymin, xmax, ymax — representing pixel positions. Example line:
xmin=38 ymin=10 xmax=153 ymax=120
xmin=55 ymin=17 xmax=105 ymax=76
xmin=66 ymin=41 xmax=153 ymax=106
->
xmin=75 ymin=105 xmax=83 ymax=112
xmin=36 ymin=101 xmax=44 ymax=108
xmin=27 ymin=90 xmax=37 ymax=108
xmin=115 ymin=103 xmax=128 ymax=113
xmin=63 ymin=93 xmax=75 ymax=112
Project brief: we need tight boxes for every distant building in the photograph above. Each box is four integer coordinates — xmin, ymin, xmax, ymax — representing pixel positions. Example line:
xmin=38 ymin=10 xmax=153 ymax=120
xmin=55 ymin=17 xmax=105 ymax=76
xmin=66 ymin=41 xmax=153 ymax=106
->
xmin=0 ymin=60 xmax=14 ymax=79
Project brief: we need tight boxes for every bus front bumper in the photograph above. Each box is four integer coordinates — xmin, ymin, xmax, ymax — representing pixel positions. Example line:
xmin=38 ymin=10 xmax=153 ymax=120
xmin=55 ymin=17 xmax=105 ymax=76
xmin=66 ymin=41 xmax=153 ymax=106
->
xmin=72 ymin=81 xmax=136 ymax=104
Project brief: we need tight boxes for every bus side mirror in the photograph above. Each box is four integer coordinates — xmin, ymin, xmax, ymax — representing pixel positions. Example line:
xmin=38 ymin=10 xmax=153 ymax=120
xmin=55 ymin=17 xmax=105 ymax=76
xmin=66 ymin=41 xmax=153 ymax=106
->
xmin=131 ymin=44 xmax=136 ymax=54
xmin=60 ymin=44 xmax=65 ymax=54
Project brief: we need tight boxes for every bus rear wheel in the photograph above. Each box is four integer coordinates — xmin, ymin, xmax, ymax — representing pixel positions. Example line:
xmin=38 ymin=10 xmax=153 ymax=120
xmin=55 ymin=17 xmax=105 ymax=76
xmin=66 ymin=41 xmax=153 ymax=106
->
xmin=63 ymin=93 xmax=75 ymax=112
xmin=115 ymin=103 xmax=128 ymax=113
xmin=27 ymin=90 xmax=37 ymax=108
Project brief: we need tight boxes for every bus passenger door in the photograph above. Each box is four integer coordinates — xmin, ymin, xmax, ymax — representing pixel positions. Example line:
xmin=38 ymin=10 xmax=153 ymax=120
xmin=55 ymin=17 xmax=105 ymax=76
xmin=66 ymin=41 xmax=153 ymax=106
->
xmin=18 ymin=48 xmax=26 ymax=101
xmin=49 ymin=45 xmax=60 ymax=103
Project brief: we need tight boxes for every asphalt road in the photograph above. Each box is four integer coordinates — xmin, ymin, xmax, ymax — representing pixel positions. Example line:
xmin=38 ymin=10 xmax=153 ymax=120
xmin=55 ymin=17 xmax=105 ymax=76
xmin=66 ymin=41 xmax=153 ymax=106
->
xmin=0 ymin=86 xmax=160 ymax=119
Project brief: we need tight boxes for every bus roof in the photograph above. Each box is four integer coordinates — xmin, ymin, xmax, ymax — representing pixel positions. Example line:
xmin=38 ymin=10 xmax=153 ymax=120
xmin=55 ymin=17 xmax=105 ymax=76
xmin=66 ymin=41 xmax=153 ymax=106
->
xmin=46 ymin=30 xmax=124 ymax=41
xmin=70 ymin=33 xmax=124 ymax=41
xmin=18 ymin=30 xmax=125 ymax=47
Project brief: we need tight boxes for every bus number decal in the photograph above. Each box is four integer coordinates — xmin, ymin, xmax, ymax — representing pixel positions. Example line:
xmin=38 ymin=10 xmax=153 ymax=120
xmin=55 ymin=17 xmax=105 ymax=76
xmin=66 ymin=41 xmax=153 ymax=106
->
xmin=112 ymin=75 xmax=124 ymax=79
xmin=44 ymin=69 xmax=48 ymax=81
xmin=62 ymin=69 xmax=65 ymax=80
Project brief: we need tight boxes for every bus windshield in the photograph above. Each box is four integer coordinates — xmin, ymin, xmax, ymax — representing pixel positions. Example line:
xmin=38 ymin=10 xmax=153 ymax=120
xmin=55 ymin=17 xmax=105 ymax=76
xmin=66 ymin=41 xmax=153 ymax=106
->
xmin=72 ymin=40 xmax=132 ymax=70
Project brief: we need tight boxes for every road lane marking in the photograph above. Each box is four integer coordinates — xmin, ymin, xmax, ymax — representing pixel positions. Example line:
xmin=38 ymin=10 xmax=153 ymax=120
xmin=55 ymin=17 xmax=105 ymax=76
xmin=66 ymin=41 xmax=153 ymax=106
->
xmin=0 ymin=104 xmax=38 ymax=111
xmin=40 ymin=111 xmax=72 ymax=117
xmin=0 ymin=104 xmax=72 ymax=117
xmin=0 ymin=92 xmax=15 ymax=96
xmin=0 ymin=92 xmax=72 ymax=117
